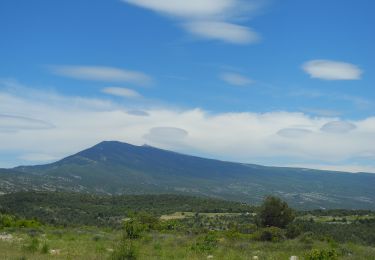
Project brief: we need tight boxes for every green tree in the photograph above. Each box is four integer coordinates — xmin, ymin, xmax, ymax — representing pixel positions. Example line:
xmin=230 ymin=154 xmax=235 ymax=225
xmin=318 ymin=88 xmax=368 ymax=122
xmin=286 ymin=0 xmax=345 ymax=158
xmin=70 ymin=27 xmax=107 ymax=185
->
xmin=258 ymin=196 xmax=295 ymax=228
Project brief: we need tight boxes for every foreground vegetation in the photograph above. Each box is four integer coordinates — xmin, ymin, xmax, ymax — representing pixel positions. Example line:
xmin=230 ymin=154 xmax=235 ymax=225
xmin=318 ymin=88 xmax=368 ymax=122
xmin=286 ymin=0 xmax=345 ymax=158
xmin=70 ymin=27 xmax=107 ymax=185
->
xmin=1 ymin=228 xmax=375 ymax=259
xmin=1 ymin=192 xmax=375 ymax=259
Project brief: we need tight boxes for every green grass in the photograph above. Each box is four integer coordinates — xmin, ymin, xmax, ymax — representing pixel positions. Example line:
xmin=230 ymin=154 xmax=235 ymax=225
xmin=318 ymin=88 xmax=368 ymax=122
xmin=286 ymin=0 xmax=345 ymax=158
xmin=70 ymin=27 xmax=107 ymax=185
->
xmin=0 ymin=227 xmax=119 ymax=260
xmin=1 ymin=228 xmax=375 ymax=259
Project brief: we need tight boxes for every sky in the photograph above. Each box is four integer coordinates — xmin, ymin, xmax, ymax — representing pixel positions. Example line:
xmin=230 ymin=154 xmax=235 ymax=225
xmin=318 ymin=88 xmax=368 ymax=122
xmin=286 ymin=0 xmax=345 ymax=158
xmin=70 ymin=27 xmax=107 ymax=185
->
xmin=0 ymin=0 xmax=374 ymax=173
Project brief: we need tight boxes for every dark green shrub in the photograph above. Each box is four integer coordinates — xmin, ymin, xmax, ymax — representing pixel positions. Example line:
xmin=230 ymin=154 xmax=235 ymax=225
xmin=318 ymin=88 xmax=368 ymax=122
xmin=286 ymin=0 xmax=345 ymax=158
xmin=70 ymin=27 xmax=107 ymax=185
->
xmin=258 ymin=196 xmax=295 ymax=228
xmin=286 ymin=223 xmax=302 ymax=239
xmin=255 ymin=227 xmax=286 ymax=242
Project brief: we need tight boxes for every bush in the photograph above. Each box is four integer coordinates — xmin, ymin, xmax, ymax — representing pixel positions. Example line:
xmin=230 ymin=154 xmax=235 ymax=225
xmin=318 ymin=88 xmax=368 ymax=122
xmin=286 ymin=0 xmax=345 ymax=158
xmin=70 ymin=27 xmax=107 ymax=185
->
xmin=0 ymin=214 xmax=40 ymax=229
xmin=258 ymin=196 xmax=295 ymax=228
xmin=305 ymin=248 xmax=338 ymax=260
xmin=15 ymin=219 xmax=40 ymax=228
xmin=123 ymin=219 xmax=144 ymax=240
xmin=299 ymin=232 xmax=314 ymax=244
xmin=286 ymin=223 xmax=302 ymax=239
xmin=255 ymin=227 xmax=285 ymax=242
xmin=135 ymin=212 xmax=160 ymax=230
xmin=192 ymin=232 xmax=219 ymax=252
xmin=0 ymin=214 xmax=15 ymax=228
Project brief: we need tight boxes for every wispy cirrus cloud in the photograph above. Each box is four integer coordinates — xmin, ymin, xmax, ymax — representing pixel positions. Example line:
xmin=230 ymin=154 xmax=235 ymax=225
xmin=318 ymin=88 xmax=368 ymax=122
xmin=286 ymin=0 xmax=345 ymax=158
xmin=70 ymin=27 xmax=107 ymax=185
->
xmin=302 ymin=60 xmax=362 ymax=80
xmin=102 ymin=87 xmax=141 ymax=98
xmin=122 ymin=0 xmax=265 ymax=44
xmin=51 ymin=65 xmax=153 ymax=86
xmin=221 ymin=72 xmax=254 ymax=86
xmin=0 ymin=114 xmax=54 ymax=132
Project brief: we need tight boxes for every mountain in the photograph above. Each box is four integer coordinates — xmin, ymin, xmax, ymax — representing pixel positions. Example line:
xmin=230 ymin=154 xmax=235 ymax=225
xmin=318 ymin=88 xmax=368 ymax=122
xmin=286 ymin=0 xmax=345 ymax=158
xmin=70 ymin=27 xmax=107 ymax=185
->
xmin=1 ymin=141 xmax=375 ymax=209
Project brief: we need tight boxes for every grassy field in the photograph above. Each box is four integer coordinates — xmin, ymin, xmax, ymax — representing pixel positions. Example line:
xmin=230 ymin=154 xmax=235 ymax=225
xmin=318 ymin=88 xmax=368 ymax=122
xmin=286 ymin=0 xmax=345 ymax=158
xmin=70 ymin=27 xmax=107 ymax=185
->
xmin=1 ymin=227 xmax=375 ymax=259
xmin=1 ymin=193 xmax=375 ymax=259
xmin=0 ymin=227 xmax=119 ymax=260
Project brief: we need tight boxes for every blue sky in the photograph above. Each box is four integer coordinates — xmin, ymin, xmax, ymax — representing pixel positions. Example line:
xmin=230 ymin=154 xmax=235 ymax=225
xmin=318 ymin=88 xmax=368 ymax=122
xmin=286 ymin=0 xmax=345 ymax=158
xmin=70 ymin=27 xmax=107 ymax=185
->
xmin=0 ymin=0 xmax=374 ymax=172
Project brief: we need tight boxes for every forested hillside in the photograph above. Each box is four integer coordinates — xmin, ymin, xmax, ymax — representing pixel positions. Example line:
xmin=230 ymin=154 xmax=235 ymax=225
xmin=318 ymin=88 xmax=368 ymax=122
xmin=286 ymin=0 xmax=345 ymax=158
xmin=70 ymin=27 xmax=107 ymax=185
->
xmin=1 ymin=141 xmax=375 ymax=210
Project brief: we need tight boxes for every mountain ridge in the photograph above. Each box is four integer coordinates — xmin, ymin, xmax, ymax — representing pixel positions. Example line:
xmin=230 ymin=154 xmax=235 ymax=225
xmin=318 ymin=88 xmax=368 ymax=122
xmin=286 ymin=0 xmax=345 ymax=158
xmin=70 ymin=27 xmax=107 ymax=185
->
xmin=1 ymin=141 xmax=375 ymax=210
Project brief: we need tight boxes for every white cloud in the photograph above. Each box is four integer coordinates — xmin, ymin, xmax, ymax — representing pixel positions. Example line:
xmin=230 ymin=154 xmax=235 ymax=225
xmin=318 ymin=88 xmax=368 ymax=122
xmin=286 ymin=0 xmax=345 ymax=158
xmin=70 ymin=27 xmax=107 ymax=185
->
xmin=302 ymin=60 xmax=362 ymax=80
xmin=102 ymin=87 xmax=141 ymax=98
xmin=221 ymin=72 xmax=254 ymax=86
xmin=0 ymin=85 xmax=375 ymax=173
xmin=185 ymin=21 xmax=259 ymax=44
xmin=51 ymin=66 xmax=152 ymax=86
xmin=321 ymin=121 xmax=356 ymax=134
xmin=122 ymin=0 xmax=264 ymax=44
xmin=123 ymin=0 xmax=234 ymax=18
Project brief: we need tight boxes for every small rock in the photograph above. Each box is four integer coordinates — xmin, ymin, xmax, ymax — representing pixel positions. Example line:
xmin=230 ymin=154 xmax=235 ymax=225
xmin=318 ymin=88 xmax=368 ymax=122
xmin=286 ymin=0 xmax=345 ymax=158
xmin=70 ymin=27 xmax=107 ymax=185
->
xmin=50 ymin=249 xmax=61 ymax=255
xmin=0 ymin=234 xmax=13 ymax=241
xmin=253 ymin=256 xmax=259 ymax=260
xmin=290 ymin=256 xmax=298 ymax=260
xmin=207 ymin=255 xmax=214 ymax=259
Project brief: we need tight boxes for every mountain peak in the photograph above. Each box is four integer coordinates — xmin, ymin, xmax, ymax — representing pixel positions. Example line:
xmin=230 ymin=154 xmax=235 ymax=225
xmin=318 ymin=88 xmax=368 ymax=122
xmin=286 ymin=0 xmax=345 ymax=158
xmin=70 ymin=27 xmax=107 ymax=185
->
xmin=6 ymin=140 xmax=375 ymax=210
xmin=96 ymin=140 xmax=132 ymax=146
